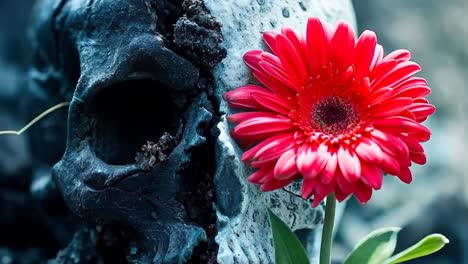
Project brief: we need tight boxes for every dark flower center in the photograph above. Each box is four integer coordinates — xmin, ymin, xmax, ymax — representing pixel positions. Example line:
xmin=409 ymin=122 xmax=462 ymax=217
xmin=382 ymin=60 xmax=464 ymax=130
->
xmin=312 ymin=96 xmax=357 ymax=135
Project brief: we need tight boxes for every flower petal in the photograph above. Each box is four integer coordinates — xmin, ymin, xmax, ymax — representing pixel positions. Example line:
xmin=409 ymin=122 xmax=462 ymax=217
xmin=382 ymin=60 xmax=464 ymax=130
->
xmin=311 ymin=194 xmax=327 ymax=208
xmin=338 ymin=147 xmax=361 ymax=183
xmin=263 ymin=31 xmax=279 ymax=54
xmin=312 ymin=183 xmax=335 ymax=207
xmin=410 ymin=151 xmax=427 ymax=165
xmin=371 ymin=97 xmax=413 ymax=117
xmin=370 ymin=130 xmax=410 ymax=161
xmin=274 ymin=149 xmax=298 ymax=180
xmin=336 ymin=168 xmax=355 ymax=194
xmin=252 ymin=70 xmax=296 ymax=98
xmin=370 ymin=44 xmax=384 ymax=70
xmin=335 ymin=186 xmax=351 ymax=203
xmin=248 ymin=167 xmax=274 ymax=184
xmin=397 ymin=166 xmax=413 ymax=183
xmin=331 ymin=21 xmax=356 ymax=68
xmin=355 ymin=138 xmax=384 ymax=164
xmin=250 ymin=134 xmax=296 ymax=166
xmin=353 ymin=181 xmax=373 ymax=204
xmin=224 ymin=85 xmax=267 ymax=109
xmin=354 ymin=30 xmax=377 ymax=79
xmin=259 ymin=60 xmax=298 ymax=91
xmin=228 ymin=112 xmax=278 ymax=123
xmin=393 ymin=85 xmax=431 ymax=98
xmin=407 ymin=103 xmax=436 ymax=120
xmin=250 ymin=91 xmax=292 ymax=115
xmin=370 ymin=60 xmax=398 ymax=89
xmin=306 ymin=17 xmax=330 ymax=73
xmin=400 ymin=134 xmax=425 ymax=153
xmin=394 ymin=77 xmax=428 ymax=90
xmin=361 ymin=162 xmax=383 ymax=189
xmin=275 ymin=31 xmax=309 ymax=85
xmin=321 ymin=152 xmax=338 ymax=184
xmin=243 ymin=50 xmax=264 ymax=71
xmin=260 ymin=178 xmax=292 ymax=192
xmin=370 ymin=87 xmax=393 ymax=105
xmin=372 ymin=61 xmax=421 ymax=89
xmin=372 ymin=117 xmax=431 ymax=141
xmin=297 ymin=144 xmax=330 ymax=179
xmin=380 ymin=151 xmax=401 ymax=175
xmin=301 ymin=179 xmax=317 ymax=199
xmin=231 ymin=116 xmax=293 ymax=138
xmin=355 ymin=76 xmax=372 ymax=99
xmin=383 ymin=49 xmax=411 ymax=61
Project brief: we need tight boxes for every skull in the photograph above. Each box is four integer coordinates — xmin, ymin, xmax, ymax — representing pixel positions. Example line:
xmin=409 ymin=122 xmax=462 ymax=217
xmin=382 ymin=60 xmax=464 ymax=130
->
xmin=30 ymin=0 xmax=217 ymax=262
xmin=28 ymin=0 xmax=355 ymax=263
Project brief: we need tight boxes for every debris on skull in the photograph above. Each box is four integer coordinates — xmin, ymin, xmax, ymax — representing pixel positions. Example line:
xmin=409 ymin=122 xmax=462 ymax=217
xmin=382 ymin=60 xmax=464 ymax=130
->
xmin=135 ymin=132 xmax=176 ymax=170
xmin=174 ymin=0 xmax=226 ymax=68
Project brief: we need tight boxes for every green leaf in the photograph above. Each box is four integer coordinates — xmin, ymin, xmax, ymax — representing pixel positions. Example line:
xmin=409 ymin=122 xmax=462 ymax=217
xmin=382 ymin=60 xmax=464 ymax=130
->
xmin=267 ymin=209 xmax=309 ymax=264
xmin=344 ymin=227 xmax=401 ymax=264
xmin=384 ymin=234 xmax=449 ymax=264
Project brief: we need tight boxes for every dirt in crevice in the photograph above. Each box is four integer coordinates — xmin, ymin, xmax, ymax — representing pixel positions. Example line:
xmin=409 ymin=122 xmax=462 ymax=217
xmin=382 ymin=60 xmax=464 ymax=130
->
xmin=176 ymin=72 xmax=220 ymax=264
xmin=145 ymin=0 xmax=184 ymax=47
xmin=146 ymin=0 xmax=226 ymax=69
xmin=145 ymin=0 xmax=225 ymax=261
xmin=174 ymin=0 xmax=226 ymax=68
xmin=129 ymin=1 xmax=226 ymax=262
xmin=135 ymin=133 xmax=177 ymax=170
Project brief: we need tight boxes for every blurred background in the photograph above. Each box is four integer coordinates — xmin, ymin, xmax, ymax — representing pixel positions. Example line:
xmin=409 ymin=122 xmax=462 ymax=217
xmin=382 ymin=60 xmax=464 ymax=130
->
xmin=334 ymin=1 xmax=468 ymax=263
xmin=0 ymin=0 xmax=466 ymax=263
xmin=0 ymin=0 xmax=76 ymax=263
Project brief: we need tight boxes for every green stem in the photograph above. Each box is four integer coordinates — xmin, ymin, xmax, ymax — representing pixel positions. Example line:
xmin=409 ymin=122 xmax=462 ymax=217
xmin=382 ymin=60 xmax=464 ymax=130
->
xmin=320 ymin=192 xmax=337 ymax=264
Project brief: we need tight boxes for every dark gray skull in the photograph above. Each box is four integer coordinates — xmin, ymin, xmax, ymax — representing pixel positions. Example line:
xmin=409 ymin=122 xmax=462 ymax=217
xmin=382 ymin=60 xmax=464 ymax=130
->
xmin=28 ymin=0 xmax=355 ymax=263
xmin=30 ymin=0 xmax=214 ymax=263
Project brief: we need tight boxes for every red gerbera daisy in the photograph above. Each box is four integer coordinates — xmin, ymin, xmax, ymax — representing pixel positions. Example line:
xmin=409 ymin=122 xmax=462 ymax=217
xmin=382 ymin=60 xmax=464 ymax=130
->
xmin=224 ymin=17 xmax=435 ymax=207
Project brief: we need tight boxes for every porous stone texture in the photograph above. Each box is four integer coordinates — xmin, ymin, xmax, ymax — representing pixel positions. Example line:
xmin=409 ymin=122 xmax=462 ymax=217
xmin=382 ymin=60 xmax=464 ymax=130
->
xmin=204 ymin=0 xmax=356 ymax=263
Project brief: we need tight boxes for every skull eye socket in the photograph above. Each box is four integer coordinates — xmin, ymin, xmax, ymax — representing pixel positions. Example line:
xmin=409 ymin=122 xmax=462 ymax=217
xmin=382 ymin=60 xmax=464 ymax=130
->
xmin=88 ymin=79 xmax=180 ymax=165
